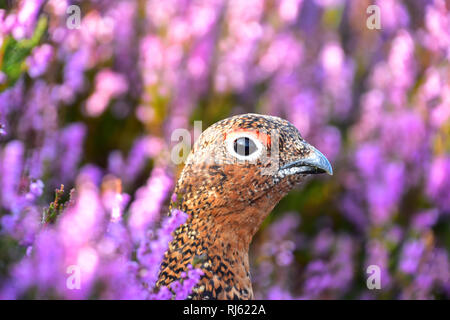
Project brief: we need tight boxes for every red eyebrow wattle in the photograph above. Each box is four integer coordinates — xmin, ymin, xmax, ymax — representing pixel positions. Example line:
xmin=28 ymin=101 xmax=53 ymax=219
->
xmin=224 ymin=129 xmax=272 ymax=146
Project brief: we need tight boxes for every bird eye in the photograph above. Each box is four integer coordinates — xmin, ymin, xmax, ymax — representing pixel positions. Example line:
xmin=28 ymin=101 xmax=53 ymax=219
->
xmin=226 ymin=132 xmax=264 ymax=162
xmin=233 ymin=137 xmax=257 ymax=156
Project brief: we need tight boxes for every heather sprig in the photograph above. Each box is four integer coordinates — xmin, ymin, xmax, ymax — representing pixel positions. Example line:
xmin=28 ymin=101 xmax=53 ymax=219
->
xmin=42 ymin=185 xmax=72 ymax=225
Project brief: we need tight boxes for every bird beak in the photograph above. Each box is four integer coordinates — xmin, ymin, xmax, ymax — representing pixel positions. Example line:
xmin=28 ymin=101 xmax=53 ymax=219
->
xmin=279 ymin=144 xmax=333 ymax=176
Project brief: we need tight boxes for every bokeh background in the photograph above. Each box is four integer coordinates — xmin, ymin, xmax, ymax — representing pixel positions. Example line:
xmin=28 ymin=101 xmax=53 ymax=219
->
xmin=0 ymin=0 xmax=449 ymax=299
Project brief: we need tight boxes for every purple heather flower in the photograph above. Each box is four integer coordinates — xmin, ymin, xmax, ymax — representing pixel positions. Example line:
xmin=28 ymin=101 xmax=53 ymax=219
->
xmin=59 ymin=123 xmax=87 ymax=183
xmin=367 ymin=162 xmax=405 ymax=225
xmin=27 ymin=44 xmax=54 ymax=78
xmin=137 ymin=209 xmax=188 ymax=290
xmin=123 ymin=136 xmax=159 ymax=185
xmin=59 ymin=179 xmax=105 ymax=248
xmin=268 ymin=212 xmax=300 ymax=242
xmin=102 ymin=190 xmax=130 ymax=223
xmin=85 ymin=69 xmax=128 ymax=117
xmin=320 ymin=42 xmax=345 ymax=77
xmin=302 ymin=260 xmax=333 ymax=297
xmin=128 ymin=166 xmax=173 ymax=242
xmin=18 ymin=80 xmax=54 ymax=135
xmin=25 ymin=179 xmax=44 ymax=200
xmin=289 ymin=90 xmax=318 ymax=139
xmin=313 ymin=229 xmax=334 ymax=255
xmin=399 ymin=240 xmax=425 ymax=275
xmin=61 ymin=47 xmax=90 ymax=102
xmin=267 ymin=285 xmax=294 ymax=300
xmin=341 ymin=199 xmax=367 ymax=230
xmin=107 ymin=150 xmax=125 ymax=177
xmin=24 ymin=149 xmax=44 ymax=182
xmin=139 ymin=36 xmax=164 ymax=86
xmin=7 ymin=228 xmax=65 ymax=298
xmin=150 ymin=286 xmax=172 ymax=300
xmin=365 ymin=240 xmax=391 ymax=289
xmin=423 ymin=0 xmax=450 ymax=54
xmin=355 ymin=143 xmax=383 ymax=179
xmin=430 ymin=96 xmax=450 ymax=130
xmin=172 ymin=265 xmax=204 ymax=300
xmin=0 ymin=140 xmax=24 ymax=212
xmin=1 ymin=205 xmax=40 ymax=245
xmin=258 ymin=33 xmax=303 ymax=77
xmin=278 ymin=0 xmax=303 ymax=22
xmin=187 ymin=38 xmax=214 ymax=82
xmin=109 ymin=1 xmax=138 ymax=90
xmin=381 ymin=111 xmax=426 ymax=164
xmin=329 ymin=235 xmax=354 ymax=291
xmin=412 ymin=209 xmax=439 ymax=231
xmin=79 ymin=164 xmax=103 ymax=187
xmin=12 ymin=0 xmax=45 ymax=40
xmin=426 ymin=156 xmax=450 ymax=212
xmin=375 ymin=0 xmax=410 ymax=33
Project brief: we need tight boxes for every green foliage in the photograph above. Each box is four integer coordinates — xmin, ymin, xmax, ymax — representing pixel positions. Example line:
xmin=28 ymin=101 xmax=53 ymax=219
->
xmin=0 ymin=15 xmax=47 ymax=91
xmin=42 ymin=185 xmax=74 ymax=224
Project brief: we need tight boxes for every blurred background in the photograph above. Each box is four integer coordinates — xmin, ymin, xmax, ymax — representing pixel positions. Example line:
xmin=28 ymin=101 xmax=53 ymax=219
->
xmin=0 ymin=0 xmax=449 ymax=299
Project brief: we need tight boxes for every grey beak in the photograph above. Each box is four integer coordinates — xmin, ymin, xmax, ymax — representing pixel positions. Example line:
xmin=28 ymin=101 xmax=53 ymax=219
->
xmin=280 ymin=144 xmax=333 ymax=176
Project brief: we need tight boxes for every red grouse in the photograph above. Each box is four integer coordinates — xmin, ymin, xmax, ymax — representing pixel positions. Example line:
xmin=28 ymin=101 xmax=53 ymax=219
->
xmin=157 ymin=113 xmax=332 ymax=299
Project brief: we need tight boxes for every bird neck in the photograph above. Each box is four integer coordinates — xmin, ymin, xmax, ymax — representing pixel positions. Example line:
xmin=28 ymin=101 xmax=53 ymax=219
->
xmin=178 ymin=190 xmax=279 ymax=251
xmin=161 ymin=168 xmax=287 ymax=299
xmin=168 ymin=191 xmax=282 ymax=298
xmin=173 ymin=209 xmax=255 ymax=299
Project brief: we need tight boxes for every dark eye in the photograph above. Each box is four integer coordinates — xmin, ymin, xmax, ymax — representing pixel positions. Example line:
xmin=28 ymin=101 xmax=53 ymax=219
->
xmin=233 ymin=137 xmax=257 ymax=156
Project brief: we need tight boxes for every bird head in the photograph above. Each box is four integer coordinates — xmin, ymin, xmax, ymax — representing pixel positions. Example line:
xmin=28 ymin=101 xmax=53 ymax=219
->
xmin=174 ymin=113 xmax=332 ymax=242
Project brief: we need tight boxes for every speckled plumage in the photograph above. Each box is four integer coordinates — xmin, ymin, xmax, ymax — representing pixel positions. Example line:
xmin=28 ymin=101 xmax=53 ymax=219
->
xmin=156 ymin=113 xmax=332 ymax=300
